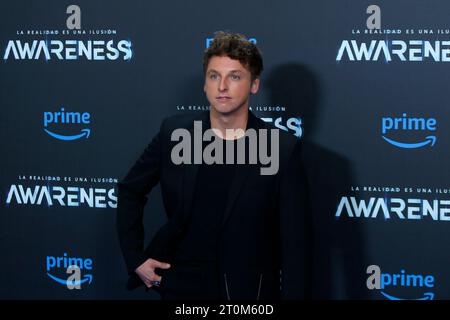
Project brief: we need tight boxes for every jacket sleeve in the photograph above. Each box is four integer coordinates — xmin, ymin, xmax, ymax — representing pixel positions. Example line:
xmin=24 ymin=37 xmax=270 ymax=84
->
xmin=279 ymin=140 xmax=312 ymax=299
xmin=116 ymin=123 xmax=163 ymax=276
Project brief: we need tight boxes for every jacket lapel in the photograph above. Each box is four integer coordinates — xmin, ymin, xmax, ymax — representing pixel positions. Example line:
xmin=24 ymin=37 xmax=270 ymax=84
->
xmin=221 ymin=112 xmax=261 ymax=227
xmin=181 ymin=111 xmax=209 ymax=224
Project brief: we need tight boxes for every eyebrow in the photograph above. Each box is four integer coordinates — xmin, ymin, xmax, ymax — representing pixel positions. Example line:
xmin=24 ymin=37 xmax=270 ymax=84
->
xmin=207 ymin=69 xmax=243 ymax=74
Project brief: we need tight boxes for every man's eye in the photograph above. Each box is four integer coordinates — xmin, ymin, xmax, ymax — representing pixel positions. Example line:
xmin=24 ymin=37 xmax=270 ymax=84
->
xmin=209 ymin=74 xmax=218 ymax=80
xmin=231 ymin=75 xmax=241 ymax=80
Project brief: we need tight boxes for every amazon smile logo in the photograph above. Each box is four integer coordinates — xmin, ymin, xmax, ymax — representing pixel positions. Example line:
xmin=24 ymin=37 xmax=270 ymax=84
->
xmin=381 ymin=114 xmax=437 ymax=149
xmin=366 ymin=265 xmax=435 ymax=300
xmin=46 ymin=253 xmax=93 ymax=289
xmin=43 ymin=107 xmax=91 ymax=141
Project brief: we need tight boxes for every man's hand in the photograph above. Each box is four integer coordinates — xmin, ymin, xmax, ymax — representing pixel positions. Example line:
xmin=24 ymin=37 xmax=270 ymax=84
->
xmin=135 ymin=258 xmax=171 ymax=288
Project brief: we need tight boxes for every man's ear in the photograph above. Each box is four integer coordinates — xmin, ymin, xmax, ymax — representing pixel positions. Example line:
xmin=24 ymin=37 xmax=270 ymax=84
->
xmin=251 ymin=78 xmax=260 ymax=94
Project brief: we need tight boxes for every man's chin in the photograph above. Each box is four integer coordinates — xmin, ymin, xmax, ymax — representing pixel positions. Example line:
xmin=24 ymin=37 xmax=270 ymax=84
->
xmin=210 ymin=105 xmax=247 ymax=117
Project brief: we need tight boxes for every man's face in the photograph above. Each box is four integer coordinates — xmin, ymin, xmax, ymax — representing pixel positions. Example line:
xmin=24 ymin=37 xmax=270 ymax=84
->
xmin=204 ymin=55 xmax=259 ymax=116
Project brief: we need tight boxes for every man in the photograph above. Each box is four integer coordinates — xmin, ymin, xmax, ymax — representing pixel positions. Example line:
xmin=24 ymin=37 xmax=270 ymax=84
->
xmin=116 ymin=31 xmax=310 ymax=300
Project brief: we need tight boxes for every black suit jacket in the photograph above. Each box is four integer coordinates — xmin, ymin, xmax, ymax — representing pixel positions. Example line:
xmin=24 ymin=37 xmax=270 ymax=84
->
xmin=116 ymin=111 xmax=310 ymax=299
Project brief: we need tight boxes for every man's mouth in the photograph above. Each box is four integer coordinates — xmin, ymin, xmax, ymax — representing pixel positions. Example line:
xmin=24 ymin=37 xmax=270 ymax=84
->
xmin=216 ymin=96 xmax=231 ymax=102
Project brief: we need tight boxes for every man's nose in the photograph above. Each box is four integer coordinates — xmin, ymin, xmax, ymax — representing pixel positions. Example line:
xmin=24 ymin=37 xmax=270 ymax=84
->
xmin=219 ymin=78 xmax=228 ymax=91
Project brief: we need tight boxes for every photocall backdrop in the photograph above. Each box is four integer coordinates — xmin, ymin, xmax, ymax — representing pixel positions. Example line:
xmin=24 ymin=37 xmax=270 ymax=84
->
xmin=1 ymin=0 xmax=449 ymax=300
